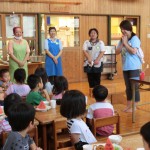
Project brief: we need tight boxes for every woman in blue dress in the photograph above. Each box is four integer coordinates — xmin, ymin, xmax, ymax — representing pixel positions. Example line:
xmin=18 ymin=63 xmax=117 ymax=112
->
xmin=44 ymin=27 xmax=63 ymax=84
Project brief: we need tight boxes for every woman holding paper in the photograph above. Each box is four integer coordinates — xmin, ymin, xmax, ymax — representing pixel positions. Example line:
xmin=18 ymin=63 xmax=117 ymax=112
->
xmin=83 ymin=28 xmax=105 ymax=96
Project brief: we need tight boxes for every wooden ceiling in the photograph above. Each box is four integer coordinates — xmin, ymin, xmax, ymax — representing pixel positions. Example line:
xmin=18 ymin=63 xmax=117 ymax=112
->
xmin=0 ymin=0 xmax=82 ymax=5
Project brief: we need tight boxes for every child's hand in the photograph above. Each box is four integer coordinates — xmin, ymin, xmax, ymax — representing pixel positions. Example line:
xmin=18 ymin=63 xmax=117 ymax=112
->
xmin=36 ymin=147 xmax=42 ymax=150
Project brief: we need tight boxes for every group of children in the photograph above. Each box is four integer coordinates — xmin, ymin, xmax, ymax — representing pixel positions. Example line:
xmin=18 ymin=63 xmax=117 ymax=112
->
xmin=0 ymin=67 xmax=68 ymax=106
xmin=0 ymin=67 xmax=150 ymax=150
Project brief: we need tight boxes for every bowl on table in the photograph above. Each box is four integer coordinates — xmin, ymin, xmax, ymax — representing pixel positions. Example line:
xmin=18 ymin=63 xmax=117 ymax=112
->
xmin=108 ymin=135 xmax=122 ymax=144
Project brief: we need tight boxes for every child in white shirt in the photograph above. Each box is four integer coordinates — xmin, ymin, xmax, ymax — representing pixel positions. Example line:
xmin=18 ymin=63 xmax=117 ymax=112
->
xmin=87 ymin=85 xmax=114 ymax=136
xmin=60 ymin=90 xmax=97 ymax=150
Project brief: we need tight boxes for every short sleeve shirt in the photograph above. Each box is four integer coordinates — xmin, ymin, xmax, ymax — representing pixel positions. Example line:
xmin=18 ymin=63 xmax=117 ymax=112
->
xmin=6 ymin=84 xmax=31 ymax=97
xmin=67 ymin=118 xmax=97 ymax=144
xmin=44 ymin=38 xmax=63 ymax=51
xmin=83 ymin=40 xmax=105 ymax=67
xmin=26 ymin=91 xmax=46 ymax=106
xmin=116 ymin=35 xmax=141 ymax=71
xmin=87 ymin=102 xmax=114 ymax=136
xmin=3 ymin=131 xmax=33 ymax=150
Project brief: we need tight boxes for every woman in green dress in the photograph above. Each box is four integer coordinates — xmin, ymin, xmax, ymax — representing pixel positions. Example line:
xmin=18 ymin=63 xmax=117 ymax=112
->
xmin=8 ymin=27 xmax=30 ymax=81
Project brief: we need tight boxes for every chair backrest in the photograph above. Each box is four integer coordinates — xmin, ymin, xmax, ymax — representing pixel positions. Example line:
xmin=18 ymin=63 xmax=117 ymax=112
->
xmin=53 ymin=118 xmax=71 ymax=150
xmin=92 ymin=111 xmax=120 ymax=136
xmin=58 ymin=146 xmax=75 ymax=150
xmin=1 ymin=131 xmax=8 ymax=146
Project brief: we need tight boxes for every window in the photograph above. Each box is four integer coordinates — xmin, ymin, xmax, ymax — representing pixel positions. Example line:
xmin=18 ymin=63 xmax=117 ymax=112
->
xmin=45 ymin=15 xmax=80 ymax=47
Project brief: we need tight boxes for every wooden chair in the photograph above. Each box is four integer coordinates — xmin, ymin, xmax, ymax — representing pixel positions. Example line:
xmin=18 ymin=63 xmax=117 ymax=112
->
xmin=58 ymin=146 xmax=75 ymax=150
xmin=52 ymin=118 xmax=72 ymax=150
xmin=1 ymin=119 xmax=39 ymax=146
xmin=92 ymin=111 xmax=120 ymax=140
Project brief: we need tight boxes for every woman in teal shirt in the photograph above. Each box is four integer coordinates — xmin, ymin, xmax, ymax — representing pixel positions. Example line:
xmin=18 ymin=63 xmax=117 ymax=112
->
xmin=116 ymin=20 xmax=142 ymax=112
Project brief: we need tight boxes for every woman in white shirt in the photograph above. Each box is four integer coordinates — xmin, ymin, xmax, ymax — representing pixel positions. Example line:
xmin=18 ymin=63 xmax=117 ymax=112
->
xmin=83 ymin=28 xmax=105 ymax=95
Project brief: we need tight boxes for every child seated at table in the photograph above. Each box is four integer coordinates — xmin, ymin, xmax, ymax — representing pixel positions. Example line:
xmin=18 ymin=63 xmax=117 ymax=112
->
xmin=34 ymin=67 xmax=53 ymax=95
xmin=26 ymin=74 xmax=50 ymax=106
xmin=52 ymin=76 xmax=68 ymax=100
xmin=0 ymin=93 xmax=22 ymax=134
xmin=3 ymin=102 xmax=42 ymax=150
xmin=86 ymin=85 xmax=114 ymax=136
xmin=0 ymin=69 xmax=11 ymax=89
xmin=140 ymin=121 xmax=150 ymax=150
xmin=60 ymin=90 xmax=97 ymax=149
xmin=5 ymin=68 xmax=30 ymax=97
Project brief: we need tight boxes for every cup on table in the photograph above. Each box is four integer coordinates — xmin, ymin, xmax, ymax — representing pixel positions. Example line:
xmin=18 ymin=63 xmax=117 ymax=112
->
xmin=83 ymin=144 xmax=93 ymax=150
xmin=50 ymin=100 xmax=56 ymax=108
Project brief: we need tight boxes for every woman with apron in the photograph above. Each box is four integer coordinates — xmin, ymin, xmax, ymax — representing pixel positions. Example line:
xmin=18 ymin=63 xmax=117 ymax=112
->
xmin=44 ymin=27 xmax=63 ymax=84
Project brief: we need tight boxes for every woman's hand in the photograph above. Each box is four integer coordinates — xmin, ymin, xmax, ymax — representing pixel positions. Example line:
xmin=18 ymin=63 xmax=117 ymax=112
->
xmin=121 ymin=35 xmax=128 ymax=46
xmin=52 ymin=57 xmax=58 ymax=64
xmin=88 ymin=57 xmax=92 ymax=64
xmin=94 ymin=59 xmax=99 ymax=65
xmin=18 ymin=61 xmax=25 ymax=67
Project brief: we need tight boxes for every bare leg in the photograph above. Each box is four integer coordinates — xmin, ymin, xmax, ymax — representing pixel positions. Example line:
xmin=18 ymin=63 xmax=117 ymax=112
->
xmin=123 ymin=101 xmax=132 ymax=112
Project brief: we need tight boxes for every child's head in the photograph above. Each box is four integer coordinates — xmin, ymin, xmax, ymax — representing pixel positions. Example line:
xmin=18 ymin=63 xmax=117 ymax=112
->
xmin=60 ymin=90 xmax=86 ymax=119
xmin=34 ymin=67 xmax=48 ymax=89
xmin=8 ymin=102 xmax=35 ymax=132
xmin=4 ymin=93 xmax=22 ymax=116
xmin=14 ymin=68 xmax=26 ymax=84
xmin=27 ymin=74 xmax=43 ymax=90
xmin=0 ymin=69 xmax=10 ymax=82
xmin=53 ymin=76 xmax=68 ymax=95
xmin=140 ymin=122 xmax=150 ymax=150
xmin=93 ymin=85 xmax=108 ymax=102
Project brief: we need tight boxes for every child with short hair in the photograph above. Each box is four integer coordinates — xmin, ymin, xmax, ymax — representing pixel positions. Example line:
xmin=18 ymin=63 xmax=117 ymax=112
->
xmin=5 ymin=68 xmax=30 ymax=97
xmin=0 ymin=93 xmax=22 ymax=134
xmin=0 ymin=69 xmax=11 ymax=89
xmin=140 ymin=121 xmax=150 ymax=150
xmin=60 ymin=90 xmax=97 ymax=149
xmin=3 ymin=102 xmax=42 ymax=150
xmin=26 ymin=74 xmax=50 ymax=106
xmin=86 ymin=85 xmax=114 ymax=136
xmin=52 ymin=76 xmax=68 ymax=100
xmin=34 ymin=67 xmax=53 ymax=95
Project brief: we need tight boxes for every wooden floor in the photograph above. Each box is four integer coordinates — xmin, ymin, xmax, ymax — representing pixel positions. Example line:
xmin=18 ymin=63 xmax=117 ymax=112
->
xmin=69 ymin=78 xmax=150 ymax=134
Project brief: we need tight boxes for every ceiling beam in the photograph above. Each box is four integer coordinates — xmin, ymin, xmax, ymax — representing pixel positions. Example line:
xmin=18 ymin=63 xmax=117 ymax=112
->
xmin=0 ymin=0 xmax=82 ymax=5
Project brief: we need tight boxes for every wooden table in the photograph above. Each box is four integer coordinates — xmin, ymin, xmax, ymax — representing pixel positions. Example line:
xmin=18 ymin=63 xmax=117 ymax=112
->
xmin=130 ymin=76 xmax=150 ymax=122
xmin=97 ymin=133 xmax=143 ymax=150
xmin=35 ymin=105 xmax=66 ymax=150
xmin=120 ymin=133 xmax=143 ymax=150
xmin=0 ymin=62 xmax=45 ymax=75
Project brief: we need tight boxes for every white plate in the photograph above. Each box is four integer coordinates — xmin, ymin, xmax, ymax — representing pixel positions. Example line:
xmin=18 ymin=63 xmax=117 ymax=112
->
xmin=93 ymin=143 xmax=123 ymax=150
xmin=35 ymin=106 xmax=51 ymax=112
